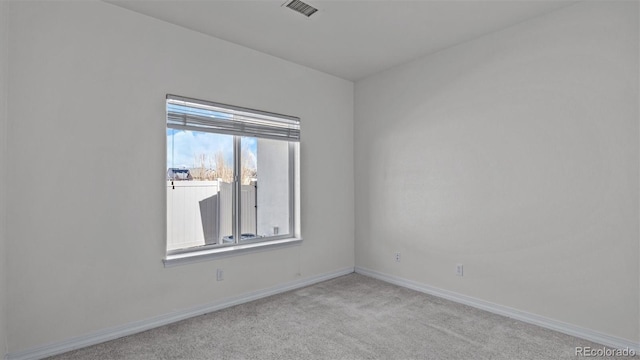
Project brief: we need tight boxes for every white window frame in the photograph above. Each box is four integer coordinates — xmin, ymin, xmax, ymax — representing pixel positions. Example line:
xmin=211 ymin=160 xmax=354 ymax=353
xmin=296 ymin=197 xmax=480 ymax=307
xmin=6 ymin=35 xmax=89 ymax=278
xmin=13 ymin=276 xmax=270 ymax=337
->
xmin=163 ymin=95 xmax=301 ymax=267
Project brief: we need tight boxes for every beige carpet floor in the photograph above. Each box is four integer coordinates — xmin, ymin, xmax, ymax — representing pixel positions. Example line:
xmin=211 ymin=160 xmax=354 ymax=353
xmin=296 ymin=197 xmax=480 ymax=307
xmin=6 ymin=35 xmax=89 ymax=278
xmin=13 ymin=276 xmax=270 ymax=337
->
xmin=46 ymin=273 xmax=633 ymax=359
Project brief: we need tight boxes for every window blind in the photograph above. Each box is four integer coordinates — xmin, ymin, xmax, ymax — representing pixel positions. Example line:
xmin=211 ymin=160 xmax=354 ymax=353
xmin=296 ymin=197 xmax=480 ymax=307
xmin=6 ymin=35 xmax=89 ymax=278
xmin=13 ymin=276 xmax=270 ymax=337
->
xmin=166 ymin=94 xmax=300 ymax=142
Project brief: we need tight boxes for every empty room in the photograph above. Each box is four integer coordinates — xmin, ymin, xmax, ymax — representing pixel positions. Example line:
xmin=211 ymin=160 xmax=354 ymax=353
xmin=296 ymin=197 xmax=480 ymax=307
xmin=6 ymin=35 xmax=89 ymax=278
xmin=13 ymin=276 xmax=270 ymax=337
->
xmin=0 ymin=0 xmax=638 ymax=359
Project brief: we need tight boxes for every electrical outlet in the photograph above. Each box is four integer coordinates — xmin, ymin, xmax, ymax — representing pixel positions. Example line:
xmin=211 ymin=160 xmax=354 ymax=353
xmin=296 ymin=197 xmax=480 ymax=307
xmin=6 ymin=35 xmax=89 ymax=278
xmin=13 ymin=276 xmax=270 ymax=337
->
xmin=216 ymin=268 xmax=224 ymax=281
xmin=395 ymin=252 xmax=401 ymax=262
xmin=455 ymin=264 xmax=463 ymax=277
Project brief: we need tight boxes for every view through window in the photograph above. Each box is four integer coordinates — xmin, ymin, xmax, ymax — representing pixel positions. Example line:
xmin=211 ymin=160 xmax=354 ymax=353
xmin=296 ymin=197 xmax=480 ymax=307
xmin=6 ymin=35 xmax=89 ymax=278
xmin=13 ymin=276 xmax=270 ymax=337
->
xmin=166 ymin=95 xmax=299 ymax=253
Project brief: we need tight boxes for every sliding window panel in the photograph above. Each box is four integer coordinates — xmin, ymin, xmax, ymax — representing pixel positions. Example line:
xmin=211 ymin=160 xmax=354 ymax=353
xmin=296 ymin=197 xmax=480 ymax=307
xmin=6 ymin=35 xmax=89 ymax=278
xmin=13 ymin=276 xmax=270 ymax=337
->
xmin=166 ymin=129 xmax=234 ymax=250
xmin=243 ymin=136 xmax=291 ymax=241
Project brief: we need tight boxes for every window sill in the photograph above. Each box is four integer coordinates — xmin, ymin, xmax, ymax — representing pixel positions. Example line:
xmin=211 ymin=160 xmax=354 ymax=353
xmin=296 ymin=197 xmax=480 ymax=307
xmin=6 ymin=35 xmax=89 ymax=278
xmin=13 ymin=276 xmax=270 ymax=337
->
xmin=163 ymin=237 xmax=303 ymax=268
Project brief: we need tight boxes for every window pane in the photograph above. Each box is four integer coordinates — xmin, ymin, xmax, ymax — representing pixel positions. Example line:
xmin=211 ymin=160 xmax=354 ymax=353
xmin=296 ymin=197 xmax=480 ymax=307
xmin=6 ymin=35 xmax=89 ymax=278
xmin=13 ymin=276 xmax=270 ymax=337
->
xmin=240 ymin=137 xmax=290 ymax=242
xmin=166 ymin=129 xmax=234 ymax=251
xmin=237 ymin=137 xmax=257 ymax=242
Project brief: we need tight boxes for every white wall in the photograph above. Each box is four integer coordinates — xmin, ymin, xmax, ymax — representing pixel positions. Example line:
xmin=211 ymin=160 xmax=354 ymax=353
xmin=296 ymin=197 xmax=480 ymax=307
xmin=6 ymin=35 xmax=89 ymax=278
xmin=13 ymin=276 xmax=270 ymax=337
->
xmin=257 ymin=139 xmax=291 ymax=237
xmin=355 ymin=1 xmax=639 ymax=343
xmin=6 ymin=0 xmax=354 ymax=354
xmin=0 ymin=0 xmax=8 ymax=358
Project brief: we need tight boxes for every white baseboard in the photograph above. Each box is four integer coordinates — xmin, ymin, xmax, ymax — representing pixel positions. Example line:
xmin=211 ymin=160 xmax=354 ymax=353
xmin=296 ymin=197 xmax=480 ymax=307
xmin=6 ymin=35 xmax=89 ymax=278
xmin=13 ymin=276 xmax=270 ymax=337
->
xmin=8 ymin=266 xmax=637 ymax=360
xmin=6 ymin=267 xmax=355 ymax=360
xmin=354 ymin=266 xmax=640 ymax=353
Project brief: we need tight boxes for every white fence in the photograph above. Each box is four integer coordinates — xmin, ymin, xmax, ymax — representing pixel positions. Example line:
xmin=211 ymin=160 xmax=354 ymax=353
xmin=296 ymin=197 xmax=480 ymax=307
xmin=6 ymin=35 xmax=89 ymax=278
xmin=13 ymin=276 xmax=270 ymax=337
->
xmin=167 ymin=180 xmax=256 ymax=251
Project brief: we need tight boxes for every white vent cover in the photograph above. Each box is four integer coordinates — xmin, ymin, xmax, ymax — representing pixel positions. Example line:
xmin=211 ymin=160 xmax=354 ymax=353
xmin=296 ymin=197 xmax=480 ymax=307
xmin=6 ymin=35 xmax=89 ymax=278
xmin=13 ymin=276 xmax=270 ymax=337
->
xmin=283 ymin=0 xmax=318 ymax=17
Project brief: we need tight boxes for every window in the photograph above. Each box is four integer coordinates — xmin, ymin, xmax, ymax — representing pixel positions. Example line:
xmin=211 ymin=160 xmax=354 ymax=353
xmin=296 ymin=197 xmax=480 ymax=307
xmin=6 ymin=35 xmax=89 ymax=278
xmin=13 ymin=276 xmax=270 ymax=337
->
xmin=165 ymin=94 xmax=300 ymax=260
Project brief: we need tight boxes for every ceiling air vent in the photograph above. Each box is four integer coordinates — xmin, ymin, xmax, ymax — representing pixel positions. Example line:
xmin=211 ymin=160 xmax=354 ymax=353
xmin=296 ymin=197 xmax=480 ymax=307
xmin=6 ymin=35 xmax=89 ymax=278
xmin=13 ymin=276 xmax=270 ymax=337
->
xmin=283 ymin=0 xmax=318 ymax=18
